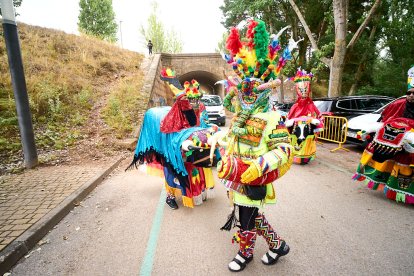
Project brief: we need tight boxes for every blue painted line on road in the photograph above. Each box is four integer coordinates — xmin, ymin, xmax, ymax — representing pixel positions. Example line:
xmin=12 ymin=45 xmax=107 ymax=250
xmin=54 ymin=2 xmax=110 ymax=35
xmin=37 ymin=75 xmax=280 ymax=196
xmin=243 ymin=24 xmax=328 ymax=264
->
xmin=140 ymin=187 xmax=166 ymax=276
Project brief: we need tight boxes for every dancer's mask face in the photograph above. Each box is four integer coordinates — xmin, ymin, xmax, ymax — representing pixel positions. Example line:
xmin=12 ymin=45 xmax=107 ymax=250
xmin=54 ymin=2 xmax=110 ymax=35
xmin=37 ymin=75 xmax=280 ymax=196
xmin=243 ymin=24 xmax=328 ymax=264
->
xmin=296 ymin=81 xmax=310 ymax=98
xmin=189 ymin=98 xmax=200 ymax=109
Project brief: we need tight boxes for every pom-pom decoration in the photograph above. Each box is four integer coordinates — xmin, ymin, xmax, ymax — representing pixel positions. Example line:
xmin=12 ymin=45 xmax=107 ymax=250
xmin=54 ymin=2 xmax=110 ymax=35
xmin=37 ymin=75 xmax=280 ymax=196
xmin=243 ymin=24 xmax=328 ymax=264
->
xmin=184 ymin=79 xmax=202 ymax=99
xmin=226 ymin=27 xmax=243 ymax=56
xmin=160 ymin=67 xmax=184 ymax=95
xmin=290 ymin=68 xmax=313 ymax=83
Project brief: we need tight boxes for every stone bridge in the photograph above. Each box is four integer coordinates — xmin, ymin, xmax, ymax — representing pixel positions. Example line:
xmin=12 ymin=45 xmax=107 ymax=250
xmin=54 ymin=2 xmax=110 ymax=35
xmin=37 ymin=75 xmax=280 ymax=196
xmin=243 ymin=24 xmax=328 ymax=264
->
xmin=142 ymin=53 xmax=296 ymax=107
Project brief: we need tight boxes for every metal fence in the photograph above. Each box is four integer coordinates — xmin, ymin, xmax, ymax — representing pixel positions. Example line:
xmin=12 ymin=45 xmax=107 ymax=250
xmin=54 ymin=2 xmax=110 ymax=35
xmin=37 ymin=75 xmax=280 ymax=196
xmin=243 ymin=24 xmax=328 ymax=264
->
xmin=317 ymin=115 xmax=349 ymax=152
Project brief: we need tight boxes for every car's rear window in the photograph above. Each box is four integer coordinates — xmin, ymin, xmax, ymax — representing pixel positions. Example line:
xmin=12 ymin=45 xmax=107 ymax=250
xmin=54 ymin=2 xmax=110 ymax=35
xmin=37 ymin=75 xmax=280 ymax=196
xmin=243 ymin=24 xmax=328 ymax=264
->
xmin=337 ymin=99 xmax=353 ymax=109
xmin=356 ymin=98 xmax=391 ymax=111
xmin=314 ymin=100 xmax=332 ymax=112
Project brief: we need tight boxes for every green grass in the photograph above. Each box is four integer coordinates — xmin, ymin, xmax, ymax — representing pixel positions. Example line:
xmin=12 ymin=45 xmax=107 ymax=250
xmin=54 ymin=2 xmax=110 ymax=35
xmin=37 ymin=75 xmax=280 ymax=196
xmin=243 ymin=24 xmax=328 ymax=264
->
xmin=0 ymin=23 xmax=146 ymax=162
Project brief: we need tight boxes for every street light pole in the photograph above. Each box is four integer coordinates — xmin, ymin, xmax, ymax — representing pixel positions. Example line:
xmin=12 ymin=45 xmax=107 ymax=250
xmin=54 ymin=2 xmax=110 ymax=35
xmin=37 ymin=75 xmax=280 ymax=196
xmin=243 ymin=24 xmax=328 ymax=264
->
xmin=1 ymin=0 xmax=38 ymax=168
xmin=119 ymin=20 xmax=123 ymax=48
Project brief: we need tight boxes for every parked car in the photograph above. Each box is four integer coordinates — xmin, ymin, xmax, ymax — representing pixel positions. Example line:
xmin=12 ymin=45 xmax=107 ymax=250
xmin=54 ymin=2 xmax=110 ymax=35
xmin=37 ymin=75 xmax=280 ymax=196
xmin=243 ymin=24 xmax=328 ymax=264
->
xmin=345 ymin=96 xmax=405 ymax=147
xmin=273 ymin=102 xmax=294 ymax=113
xmin=271 ymin=102 xmax=294 ymax=120
xmin=200 ymin=94 xmax=226 ymax=126
xmin=313 ymin=95 xmax=395 ymax=119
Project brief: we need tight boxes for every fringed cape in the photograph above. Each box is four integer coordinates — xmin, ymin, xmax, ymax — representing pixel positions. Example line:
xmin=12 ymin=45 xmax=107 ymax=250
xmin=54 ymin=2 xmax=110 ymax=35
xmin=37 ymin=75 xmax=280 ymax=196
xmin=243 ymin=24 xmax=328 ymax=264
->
xmin=127 ymin=106 xmax=205 ymax=176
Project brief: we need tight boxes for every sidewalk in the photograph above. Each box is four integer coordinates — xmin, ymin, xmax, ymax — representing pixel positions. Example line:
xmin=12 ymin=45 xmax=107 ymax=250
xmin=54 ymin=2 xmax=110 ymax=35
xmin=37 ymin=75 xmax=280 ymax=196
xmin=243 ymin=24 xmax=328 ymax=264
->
xmin=0 ymin=156 xmax=125 ymax=274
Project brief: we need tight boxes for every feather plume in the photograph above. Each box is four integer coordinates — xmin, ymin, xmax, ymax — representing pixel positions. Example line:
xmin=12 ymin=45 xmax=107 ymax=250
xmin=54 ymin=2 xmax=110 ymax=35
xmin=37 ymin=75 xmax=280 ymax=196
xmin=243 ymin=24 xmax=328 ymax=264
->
xmin=270 ymin=26 xmax=290 ymax=40
xmin=226 ymin=27 xmax=242 ymax=56
xmin=253 ymin=20 xmax=269 ymax=61
xmin=221 ymin=52 xmax=234 ymax=64
xmin=268 ymin=37 xmax=281 ymax=60
xmin=220 ymin=207 xmax=238 ymax=231
xmin=246 ymin=19 xmax=258 ymax=49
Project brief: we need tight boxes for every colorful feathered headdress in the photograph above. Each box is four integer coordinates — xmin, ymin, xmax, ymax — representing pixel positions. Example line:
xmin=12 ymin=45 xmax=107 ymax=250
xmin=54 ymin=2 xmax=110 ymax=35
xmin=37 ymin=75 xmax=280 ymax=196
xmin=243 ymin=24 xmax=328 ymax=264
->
xmin=160 ymin=68 xmax=203 ymax=99
xmin=160 ymin=67 xmax=185 ymax=97
xmin=408 ymin=66 xmax=414 ymax=91
xmin=290 ymin=68 xmax=313 ymax=83
xmin=184 ymin=79 xmax=202 ymax=99
xmin=222 ymin=19 xmax=300 ymax=93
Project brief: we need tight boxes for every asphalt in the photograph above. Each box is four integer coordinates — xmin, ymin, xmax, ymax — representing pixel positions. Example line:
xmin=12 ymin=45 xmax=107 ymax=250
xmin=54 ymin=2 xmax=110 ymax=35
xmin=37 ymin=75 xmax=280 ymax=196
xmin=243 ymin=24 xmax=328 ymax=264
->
xmin=0 ymin=139 xmax=364 ymax=275
xmin=0 ymin=156 xmax=125 ymax=274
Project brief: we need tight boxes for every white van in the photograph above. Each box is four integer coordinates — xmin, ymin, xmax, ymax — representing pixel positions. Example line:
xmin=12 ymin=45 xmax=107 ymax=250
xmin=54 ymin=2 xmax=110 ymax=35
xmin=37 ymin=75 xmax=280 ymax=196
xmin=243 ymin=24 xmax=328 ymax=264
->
xmin=200 ymin=94 xmax=226 ymax=126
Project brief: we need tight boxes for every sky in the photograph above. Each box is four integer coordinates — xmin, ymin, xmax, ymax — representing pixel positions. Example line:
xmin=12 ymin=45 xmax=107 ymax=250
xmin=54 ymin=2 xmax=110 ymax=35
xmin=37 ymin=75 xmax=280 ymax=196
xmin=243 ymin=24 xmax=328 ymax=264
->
xmin=13 ymin=0 xmax=227 ymax=54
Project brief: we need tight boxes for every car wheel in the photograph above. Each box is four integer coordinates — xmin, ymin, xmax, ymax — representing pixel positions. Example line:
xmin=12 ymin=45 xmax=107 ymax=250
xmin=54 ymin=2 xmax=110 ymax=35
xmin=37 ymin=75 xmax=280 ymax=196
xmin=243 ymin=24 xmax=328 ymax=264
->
xmin=220 ymin=121 xmax=226 ymax=127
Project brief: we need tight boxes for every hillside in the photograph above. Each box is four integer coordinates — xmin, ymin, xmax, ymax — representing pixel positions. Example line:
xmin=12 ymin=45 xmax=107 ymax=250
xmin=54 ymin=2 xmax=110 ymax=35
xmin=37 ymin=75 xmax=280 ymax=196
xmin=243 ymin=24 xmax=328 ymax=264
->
xmin=0 ymin=23 xmax=148 ymax=174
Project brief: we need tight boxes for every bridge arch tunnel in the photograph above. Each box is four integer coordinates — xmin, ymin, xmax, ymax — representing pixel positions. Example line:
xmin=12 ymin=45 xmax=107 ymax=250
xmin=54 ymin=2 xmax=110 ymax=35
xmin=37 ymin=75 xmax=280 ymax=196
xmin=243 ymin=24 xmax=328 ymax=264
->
xmin=178 ymin=70 xmax=224 ymax=99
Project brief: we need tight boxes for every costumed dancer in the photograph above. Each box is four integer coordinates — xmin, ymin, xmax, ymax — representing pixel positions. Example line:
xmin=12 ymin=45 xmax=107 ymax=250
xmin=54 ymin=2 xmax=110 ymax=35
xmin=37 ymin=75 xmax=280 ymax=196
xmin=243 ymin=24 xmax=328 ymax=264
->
xmin=217 ymin=19 xmax=297 ymax=272
xmin=353 ymin=66 xmax=414 ymax=204
xmin=285 ymin=69 xmax=324 ymax=164
xmin=127 ymin=68 xmax=220 ymax=209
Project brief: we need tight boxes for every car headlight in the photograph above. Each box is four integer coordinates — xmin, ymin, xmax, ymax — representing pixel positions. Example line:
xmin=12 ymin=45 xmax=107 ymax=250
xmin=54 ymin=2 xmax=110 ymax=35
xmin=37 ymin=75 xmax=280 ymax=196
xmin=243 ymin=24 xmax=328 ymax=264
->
xmin=219 ymin=109 xmax=226 ymax=116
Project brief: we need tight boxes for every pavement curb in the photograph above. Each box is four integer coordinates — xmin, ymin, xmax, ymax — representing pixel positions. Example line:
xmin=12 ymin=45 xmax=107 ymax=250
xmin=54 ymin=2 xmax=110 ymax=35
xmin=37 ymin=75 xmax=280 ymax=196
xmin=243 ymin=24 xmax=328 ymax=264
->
xmin=0 ymin=156 xmax=125 ymax=274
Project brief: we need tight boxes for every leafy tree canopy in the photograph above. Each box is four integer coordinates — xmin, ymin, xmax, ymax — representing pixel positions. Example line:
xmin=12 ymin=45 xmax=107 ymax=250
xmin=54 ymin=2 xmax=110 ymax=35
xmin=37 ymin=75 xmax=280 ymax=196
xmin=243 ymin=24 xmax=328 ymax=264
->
xmin=78 ymin=0 xmax=118 ymax=43
xmin=140 ymin=1 xmax=183 ymax=54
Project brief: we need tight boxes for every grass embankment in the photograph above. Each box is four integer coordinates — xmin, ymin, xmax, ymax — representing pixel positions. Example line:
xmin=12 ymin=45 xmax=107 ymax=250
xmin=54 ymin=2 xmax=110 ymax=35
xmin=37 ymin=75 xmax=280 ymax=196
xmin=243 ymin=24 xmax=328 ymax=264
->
xmin=0 ymin=23 xmax=148 ymax=170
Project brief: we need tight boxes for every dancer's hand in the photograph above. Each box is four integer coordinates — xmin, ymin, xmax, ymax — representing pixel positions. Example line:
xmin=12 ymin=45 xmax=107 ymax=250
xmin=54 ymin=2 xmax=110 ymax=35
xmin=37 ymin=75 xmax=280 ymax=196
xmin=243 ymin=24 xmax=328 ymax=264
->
xmin=241 ymin=160 xmax=260 ymax=183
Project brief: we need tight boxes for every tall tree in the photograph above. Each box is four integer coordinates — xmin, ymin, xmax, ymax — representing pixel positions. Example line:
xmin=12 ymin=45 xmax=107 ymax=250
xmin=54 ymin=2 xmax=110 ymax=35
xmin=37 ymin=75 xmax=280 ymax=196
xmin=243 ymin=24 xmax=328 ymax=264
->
xmin=140 ymin=1 xmax=183 ymax=54
xmin=382 ymin=0 xmax=414 ymax=86
xmin=288 ymin=0 xmax=382 ymax=97
xmin=219 ymin=0 xmax=332 ymax=77
xmin=364 ymin=0 xmax=414 ymax=97
xmin=78 ymin=0 xmax=118 ymax=43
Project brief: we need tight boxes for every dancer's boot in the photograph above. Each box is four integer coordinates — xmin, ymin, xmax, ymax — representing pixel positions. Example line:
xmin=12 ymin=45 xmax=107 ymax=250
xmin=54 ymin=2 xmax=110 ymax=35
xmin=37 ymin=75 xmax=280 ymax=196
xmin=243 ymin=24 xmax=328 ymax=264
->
xmin=255 ymin=214 xmax=289 ymax=265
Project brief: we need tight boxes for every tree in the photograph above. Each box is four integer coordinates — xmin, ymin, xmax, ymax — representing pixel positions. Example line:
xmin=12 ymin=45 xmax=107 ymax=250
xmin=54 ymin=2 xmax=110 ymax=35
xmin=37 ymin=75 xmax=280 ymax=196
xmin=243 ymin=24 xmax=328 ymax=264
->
xmin=215 ymin=32 xmax=229 ymax=53
xmin=219 ymin=0 xmax=332 ymax=79
xmin=288 ymin=0 xmax=382 ymax=97
xmin=78 ymin=0 xmax=118 ymax=43
xmin=140 ymin=1 xmax=183 ymax=54
xmin=382 ymin=0 xmax=414 ymax=87
xmin=361 ymin=0 xmax=414 ymax=97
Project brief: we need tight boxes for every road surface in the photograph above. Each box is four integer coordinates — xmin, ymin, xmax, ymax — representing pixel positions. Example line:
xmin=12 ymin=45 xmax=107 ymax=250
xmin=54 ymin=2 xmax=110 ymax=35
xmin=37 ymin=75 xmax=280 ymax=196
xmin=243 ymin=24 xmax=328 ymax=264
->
xmin=9 ymin=141 xmax=414 ymax=275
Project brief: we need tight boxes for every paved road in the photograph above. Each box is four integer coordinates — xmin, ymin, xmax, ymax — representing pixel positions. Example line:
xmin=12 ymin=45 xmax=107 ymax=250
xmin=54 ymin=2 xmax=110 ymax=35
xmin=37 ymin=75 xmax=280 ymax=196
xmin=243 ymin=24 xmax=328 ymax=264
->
xmin=9 ymin=142 xmax=414 ymax=275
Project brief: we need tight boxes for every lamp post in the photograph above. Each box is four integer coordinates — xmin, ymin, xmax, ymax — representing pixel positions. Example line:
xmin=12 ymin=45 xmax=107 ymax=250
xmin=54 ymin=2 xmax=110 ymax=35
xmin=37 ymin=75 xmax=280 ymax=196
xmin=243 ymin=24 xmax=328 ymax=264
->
xmin=1 ymin=0 xmax=38 ymax=168
xmin=119 ymin=20 xmax=123 ymax=48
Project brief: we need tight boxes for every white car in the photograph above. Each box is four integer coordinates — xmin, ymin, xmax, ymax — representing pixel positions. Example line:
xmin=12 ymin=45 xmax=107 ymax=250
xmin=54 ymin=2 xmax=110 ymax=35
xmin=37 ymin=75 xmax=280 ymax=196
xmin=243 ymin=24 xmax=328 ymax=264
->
xmin=200 ymin=94 xmax=226 ymax=126
xmin=346 ymin=96 xmax=405 ymax=147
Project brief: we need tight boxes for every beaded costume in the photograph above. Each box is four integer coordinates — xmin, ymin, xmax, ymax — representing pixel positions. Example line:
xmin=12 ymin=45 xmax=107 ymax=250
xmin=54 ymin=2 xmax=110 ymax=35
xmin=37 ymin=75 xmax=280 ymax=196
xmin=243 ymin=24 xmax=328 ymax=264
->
xmin=353 ymin=66 xmax=414 ymax=204
xmin=216 ymin=19 xmax=298 ymax=272
xmin=286 ymin=69 xmax=323 ymax=164
xmin=127 ymin=68 xmax=219 ymax=208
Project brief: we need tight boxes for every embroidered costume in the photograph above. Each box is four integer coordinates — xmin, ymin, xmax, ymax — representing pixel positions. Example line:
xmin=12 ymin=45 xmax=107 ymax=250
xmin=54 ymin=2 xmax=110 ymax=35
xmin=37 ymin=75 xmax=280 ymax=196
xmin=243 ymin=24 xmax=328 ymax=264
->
xmin=285 ymin=69 xmax=323 ymax=164
xmin=216 ymin=19 xmax=298 ymax=272
xmin=127 ymin=68 xmax=219 ymax=208
xmin=353 ymin=66 xmax=414 ymax=204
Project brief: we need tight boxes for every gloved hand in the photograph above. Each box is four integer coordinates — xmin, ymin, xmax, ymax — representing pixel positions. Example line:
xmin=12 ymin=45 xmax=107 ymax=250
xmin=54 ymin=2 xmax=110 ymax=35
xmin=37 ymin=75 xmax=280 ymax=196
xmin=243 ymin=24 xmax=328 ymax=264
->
xmin=241 ymin=160 xmax=260 ymax=183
